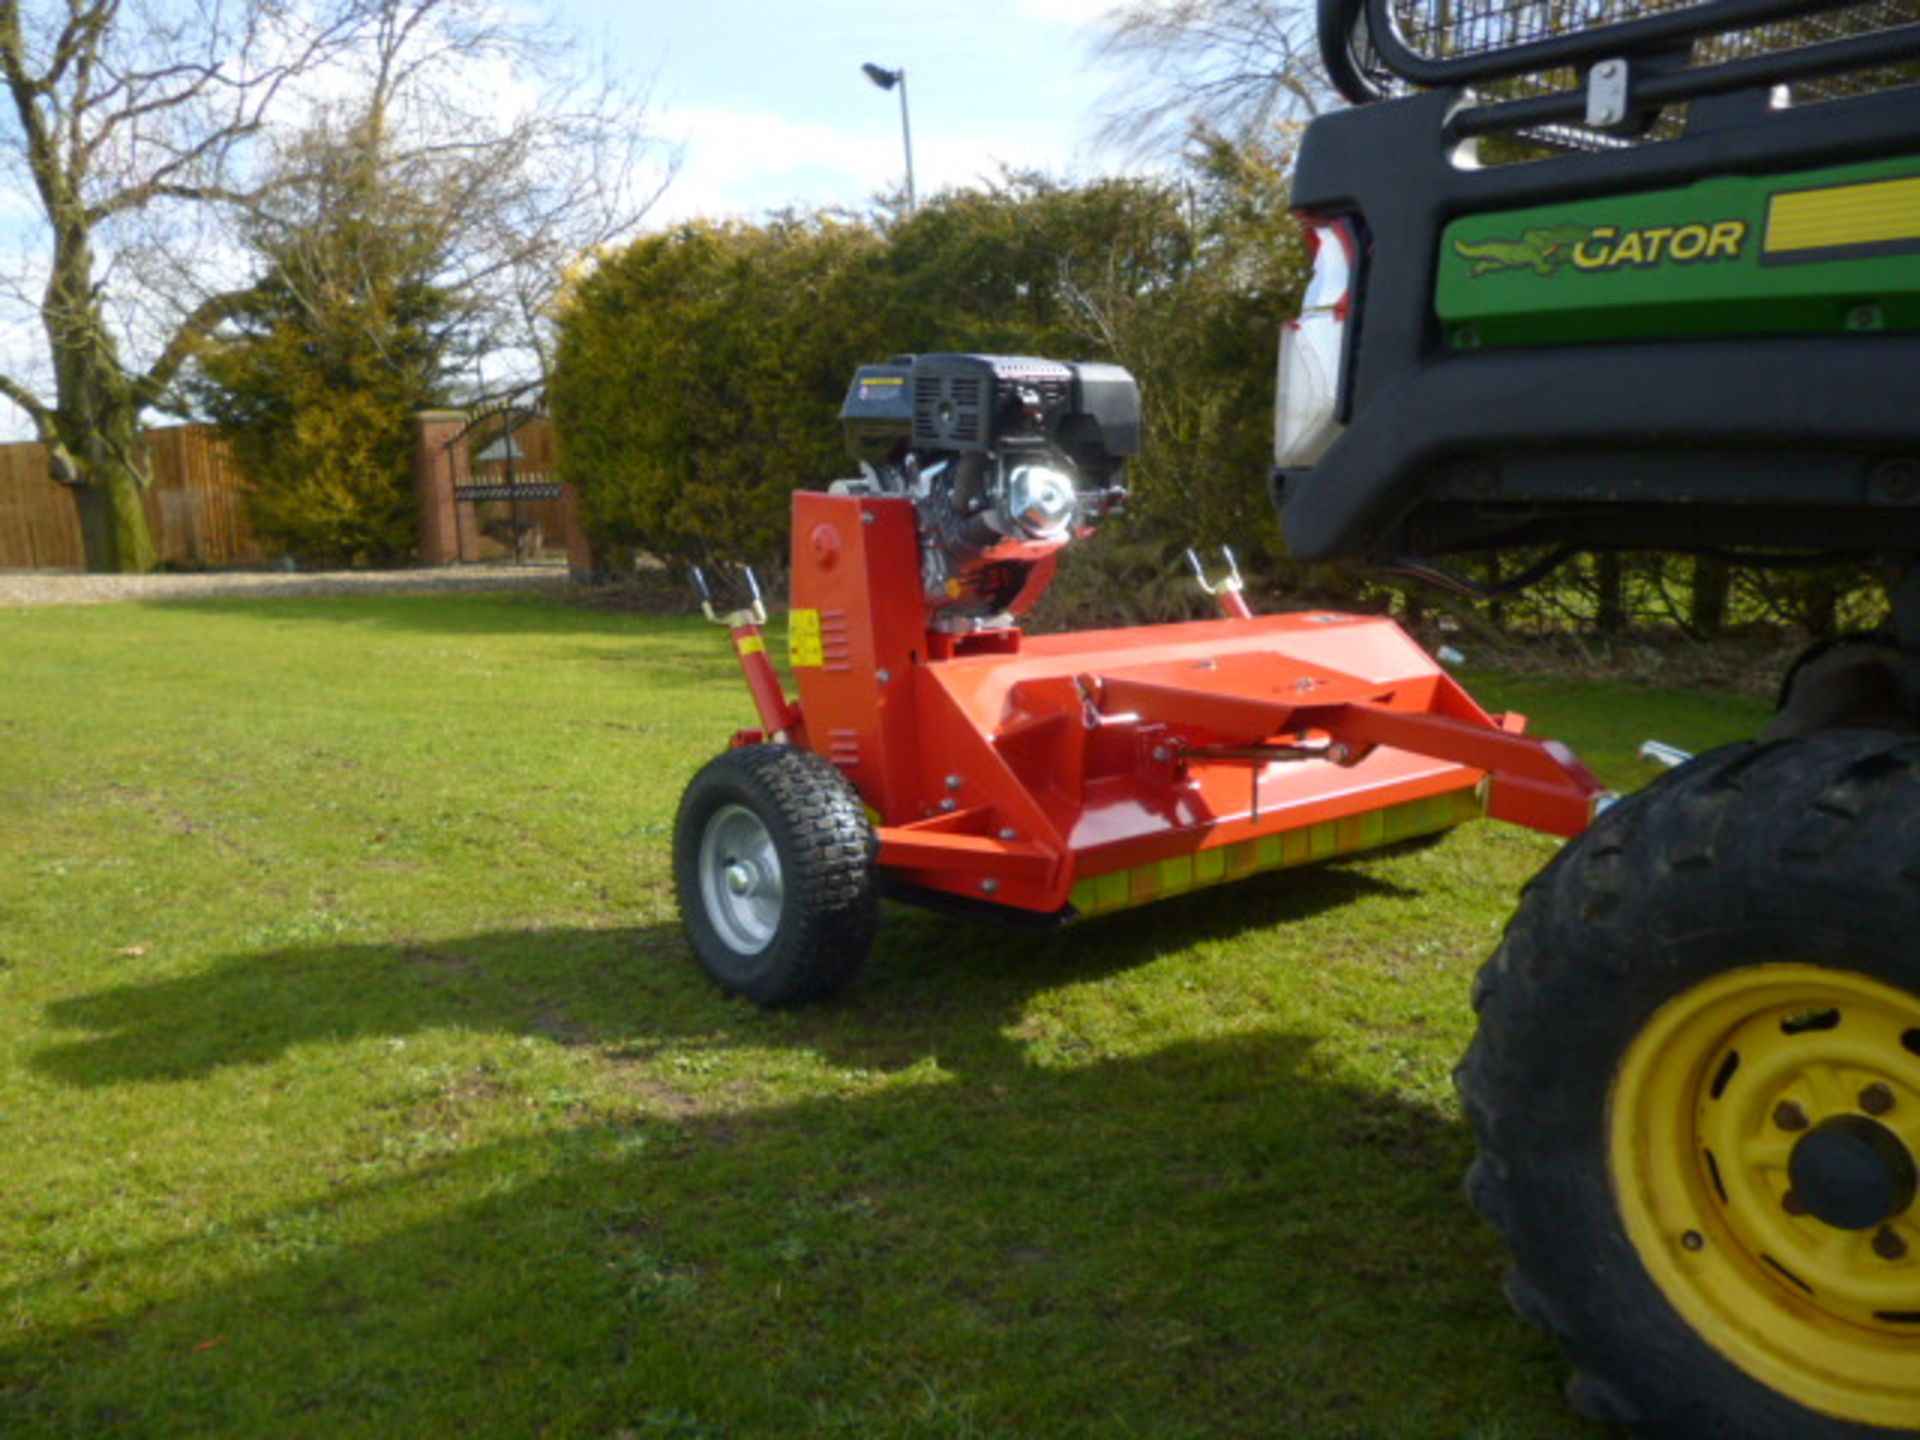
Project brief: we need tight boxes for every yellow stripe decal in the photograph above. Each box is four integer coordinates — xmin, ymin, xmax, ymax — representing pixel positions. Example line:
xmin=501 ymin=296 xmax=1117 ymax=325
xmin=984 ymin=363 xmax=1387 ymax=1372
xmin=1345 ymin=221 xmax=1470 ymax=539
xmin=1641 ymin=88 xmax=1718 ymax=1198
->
xmin=735 ymin=634 xmax=766 ymax=656
xmin=1070 ymin=788 xmax=1487 ymax=919
xmin=1765 ymin=176 xmax=1920 ymax=255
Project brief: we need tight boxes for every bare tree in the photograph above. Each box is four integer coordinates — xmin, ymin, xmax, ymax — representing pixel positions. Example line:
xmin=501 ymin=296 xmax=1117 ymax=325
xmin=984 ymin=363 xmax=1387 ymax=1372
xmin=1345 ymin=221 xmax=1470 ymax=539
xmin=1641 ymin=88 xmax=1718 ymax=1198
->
xmin=246 ymin=0 xmax=674 ymax=395
xmin=0 ymin=0 xmax=368 ymax=570
xmin=1091 ymin=0 xmax=1327 ymax=157
xmin=0 ymin=0 xmax=671 ymax=572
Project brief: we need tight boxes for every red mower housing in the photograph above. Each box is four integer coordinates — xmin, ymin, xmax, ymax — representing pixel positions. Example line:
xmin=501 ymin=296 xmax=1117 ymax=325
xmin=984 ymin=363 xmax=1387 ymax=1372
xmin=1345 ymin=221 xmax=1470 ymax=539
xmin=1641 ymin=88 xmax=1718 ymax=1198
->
xmin=673 ymin=354 xmax=1604 ymax=1004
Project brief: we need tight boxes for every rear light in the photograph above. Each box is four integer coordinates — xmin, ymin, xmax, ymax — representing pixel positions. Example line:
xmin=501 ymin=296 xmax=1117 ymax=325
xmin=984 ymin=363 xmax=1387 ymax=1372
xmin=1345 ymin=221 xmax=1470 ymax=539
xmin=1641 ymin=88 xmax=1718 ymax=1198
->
xmin=1274 ymin=216 xmax=1359 ymax=468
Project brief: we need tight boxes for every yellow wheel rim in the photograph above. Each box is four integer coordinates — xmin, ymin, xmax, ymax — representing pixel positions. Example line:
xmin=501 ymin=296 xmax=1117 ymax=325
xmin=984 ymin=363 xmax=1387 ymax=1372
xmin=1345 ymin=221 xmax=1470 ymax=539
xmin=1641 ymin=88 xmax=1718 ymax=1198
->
xmin=1612 ymin=964 xmax=1920 ymax=1428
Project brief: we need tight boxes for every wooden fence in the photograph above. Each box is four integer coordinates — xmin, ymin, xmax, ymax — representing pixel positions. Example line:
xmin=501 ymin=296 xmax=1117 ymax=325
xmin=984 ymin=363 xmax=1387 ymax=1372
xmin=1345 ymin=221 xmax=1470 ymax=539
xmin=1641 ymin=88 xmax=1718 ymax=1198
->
xmin=0 ymin=415 xmax=566 ymax=570
xmin=0 ymin=425 xmax=264 ymax=570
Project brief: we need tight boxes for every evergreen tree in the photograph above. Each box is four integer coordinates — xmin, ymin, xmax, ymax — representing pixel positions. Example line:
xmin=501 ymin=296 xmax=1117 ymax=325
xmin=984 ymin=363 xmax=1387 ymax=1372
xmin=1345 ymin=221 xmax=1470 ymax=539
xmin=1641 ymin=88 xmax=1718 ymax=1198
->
xmin=193 ymin=126 xmax=460 ymax=567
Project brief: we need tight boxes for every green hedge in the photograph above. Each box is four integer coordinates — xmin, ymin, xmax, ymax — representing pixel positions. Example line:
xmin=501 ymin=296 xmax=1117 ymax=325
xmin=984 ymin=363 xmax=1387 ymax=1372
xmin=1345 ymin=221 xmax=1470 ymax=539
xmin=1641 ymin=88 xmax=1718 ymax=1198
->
xmin=552 ymin=157 xmax=1307 ymax=604
xmin=552 ymin=218 xmax=887 ymax=575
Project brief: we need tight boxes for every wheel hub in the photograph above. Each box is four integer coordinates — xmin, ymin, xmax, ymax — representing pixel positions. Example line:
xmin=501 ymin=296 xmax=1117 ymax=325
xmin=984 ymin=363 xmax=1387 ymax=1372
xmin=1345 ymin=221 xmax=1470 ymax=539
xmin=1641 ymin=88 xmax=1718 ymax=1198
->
xmin=1790 ymin=1114 xmax=1918 ymax=1232
xmin=696 ymin=803 xmax=784 ymax=957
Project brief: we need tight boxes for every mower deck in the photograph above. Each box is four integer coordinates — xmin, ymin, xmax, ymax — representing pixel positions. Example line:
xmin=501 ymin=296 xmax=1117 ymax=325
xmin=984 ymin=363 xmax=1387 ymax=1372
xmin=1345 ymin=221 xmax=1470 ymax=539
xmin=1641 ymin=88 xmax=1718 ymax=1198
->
xmin=878 ymin=612 xmax=1495 ymax=918
xmin=738 ymin=491 xmax=1603 ymax=922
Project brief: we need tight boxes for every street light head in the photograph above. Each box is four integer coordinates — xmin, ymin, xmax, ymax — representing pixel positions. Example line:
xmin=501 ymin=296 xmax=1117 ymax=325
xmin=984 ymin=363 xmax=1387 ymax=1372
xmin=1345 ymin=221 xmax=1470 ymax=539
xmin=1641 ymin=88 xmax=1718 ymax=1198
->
xmin=861 ymin=62 xmax=900 ymax=90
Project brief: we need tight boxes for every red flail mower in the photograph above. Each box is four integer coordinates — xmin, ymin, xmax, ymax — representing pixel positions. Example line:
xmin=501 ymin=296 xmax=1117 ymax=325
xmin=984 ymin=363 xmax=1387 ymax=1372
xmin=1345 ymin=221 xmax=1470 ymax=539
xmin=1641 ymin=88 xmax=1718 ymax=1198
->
xmin=673 ymin=354 xmax=1606 ymax=1004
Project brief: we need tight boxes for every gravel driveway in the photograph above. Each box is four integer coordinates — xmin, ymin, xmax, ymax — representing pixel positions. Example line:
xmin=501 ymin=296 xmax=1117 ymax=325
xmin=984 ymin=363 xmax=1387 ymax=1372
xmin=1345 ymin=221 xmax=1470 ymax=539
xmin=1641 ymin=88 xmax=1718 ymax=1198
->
xmin=0 ymin=563 xmax=574 ymax=608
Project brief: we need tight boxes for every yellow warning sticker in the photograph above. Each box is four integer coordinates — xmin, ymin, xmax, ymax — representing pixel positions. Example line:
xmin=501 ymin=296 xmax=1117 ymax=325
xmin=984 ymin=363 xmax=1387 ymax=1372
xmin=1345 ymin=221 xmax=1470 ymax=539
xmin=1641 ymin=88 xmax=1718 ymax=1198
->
xmin=1765 ymin=176 xmax=1920 ymax=258
xmin=735 ymin=634 xmax=766 ymax=657
xmin=788 ymin=608 xmax=824 ymax=668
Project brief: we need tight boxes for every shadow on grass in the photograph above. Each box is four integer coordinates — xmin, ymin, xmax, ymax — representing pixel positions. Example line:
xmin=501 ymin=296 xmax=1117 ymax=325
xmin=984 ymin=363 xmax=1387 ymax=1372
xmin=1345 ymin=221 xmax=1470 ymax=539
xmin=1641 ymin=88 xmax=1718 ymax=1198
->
xmin=3 ymin=1031 xmax=1596 ymax=1440
xmin=10 ymin=864 xmax=1613 ymax=1436
xmin=34 ymin=864 xmax=1417 ymax=1090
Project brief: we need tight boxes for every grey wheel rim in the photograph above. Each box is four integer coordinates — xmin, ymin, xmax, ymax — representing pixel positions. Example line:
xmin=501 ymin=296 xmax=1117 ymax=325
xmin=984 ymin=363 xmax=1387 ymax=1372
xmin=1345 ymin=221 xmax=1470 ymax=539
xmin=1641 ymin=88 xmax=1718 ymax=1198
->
xmin=697 ymin=803 xmax=784 ymax=956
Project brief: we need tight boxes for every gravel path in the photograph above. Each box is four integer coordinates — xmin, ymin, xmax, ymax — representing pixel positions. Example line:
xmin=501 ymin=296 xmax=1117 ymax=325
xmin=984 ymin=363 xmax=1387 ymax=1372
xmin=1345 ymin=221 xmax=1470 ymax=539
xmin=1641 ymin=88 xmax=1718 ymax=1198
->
xmin=0 ymin=563 xmax=575 ymax=608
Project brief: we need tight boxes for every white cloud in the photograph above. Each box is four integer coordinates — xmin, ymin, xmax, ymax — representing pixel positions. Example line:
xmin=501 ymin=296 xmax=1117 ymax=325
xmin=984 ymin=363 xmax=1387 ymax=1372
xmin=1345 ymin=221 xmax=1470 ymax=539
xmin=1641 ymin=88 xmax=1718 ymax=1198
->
xmin=648 ymin=102 xmax=1092 ymax=226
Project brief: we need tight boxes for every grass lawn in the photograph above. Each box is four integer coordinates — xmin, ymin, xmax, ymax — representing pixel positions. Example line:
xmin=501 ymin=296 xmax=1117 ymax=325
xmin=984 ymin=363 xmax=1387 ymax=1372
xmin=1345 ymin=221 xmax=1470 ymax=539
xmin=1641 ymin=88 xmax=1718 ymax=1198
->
xmin=0 ymin=592 xmax=1768 ymax=1439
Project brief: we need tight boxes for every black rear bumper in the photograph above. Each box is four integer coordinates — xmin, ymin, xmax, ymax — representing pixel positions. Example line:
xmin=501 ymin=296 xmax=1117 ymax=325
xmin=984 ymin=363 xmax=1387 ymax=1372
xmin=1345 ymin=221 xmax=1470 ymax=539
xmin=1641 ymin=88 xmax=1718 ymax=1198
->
xmin=1278 ymin=84 xmax=1920 ymax=561
xmin=1277 ymin=338 xmax=1920 ymax=559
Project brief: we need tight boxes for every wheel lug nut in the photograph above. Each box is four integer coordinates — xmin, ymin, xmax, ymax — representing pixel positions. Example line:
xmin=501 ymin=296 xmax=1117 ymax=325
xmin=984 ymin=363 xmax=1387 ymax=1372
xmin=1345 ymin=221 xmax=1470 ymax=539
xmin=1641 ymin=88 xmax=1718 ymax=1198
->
xmin=1860 ymin=1083 xmax=1896 ymax=1116
xmin=1773 ymin=1100 xmax=1810 ymax=1132
xmin=1783 ymin=1191 xmax=1809 ymax=1217
xmin=1872 ymin=1227 xmax=1908 ymax=1262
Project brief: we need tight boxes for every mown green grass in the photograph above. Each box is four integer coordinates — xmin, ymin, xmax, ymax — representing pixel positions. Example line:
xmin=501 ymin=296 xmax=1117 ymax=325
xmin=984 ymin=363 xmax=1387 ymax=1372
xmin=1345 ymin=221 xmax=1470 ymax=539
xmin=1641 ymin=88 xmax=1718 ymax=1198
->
xmin=0 ymin=593 xmax=1767 ymax=1439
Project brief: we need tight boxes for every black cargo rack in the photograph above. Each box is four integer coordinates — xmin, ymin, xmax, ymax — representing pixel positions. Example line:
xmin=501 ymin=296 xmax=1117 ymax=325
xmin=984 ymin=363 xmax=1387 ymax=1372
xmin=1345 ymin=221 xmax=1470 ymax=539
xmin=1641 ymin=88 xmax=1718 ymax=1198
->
xmin=1322 ymin=0 xmax=1920 ymax=145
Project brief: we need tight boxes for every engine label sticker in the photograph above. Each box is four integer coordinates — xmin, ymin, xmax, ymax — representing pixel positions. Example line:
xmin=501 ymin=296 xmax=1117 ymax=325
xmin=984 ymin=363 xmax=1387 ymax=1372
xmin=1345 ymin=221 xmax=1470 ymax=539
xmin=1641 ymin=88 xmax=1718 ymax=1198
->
xmin=788 ymin=608 xmax=824 ymax=668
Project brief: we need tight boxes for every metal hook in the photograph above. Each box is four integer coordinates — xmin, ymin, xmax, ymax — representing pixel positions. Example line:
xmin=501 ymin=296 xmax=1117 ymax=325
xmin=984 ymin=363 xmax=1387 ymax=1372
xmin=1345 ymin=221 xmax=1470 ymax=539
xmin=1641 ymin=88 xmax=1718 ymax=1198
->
xmin=1185 ymin=546 xmax=1244 ymax=596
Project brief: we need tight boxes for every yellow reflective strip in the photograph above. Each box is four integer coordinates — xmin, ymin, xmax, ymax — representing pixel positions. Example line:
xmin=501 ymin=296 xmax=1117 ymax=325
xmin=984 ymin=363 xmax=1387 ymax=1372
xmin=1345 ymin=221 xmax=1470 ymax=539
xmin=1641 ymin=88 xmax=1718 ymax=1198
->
xmin=736 ymin=634 xmax=766 ymax=656
xmin=1067 ymin=788 xmax=1488 ymax=920
xmin=788 ymin=608 xmax=824 ymax=667
xmin=1765 ymin=176 xmax=1920 ymax=254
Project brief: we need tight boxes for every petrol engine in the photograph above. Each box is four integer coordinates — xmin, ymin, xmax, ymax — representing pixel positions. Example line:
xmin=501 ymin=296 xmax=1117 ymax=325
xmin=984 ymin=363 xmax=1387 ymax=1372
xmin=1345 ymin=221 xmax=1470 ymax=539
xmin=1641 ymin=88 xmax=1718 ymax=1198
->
xmin=835 ymin=353 xmax=1138 ymax=630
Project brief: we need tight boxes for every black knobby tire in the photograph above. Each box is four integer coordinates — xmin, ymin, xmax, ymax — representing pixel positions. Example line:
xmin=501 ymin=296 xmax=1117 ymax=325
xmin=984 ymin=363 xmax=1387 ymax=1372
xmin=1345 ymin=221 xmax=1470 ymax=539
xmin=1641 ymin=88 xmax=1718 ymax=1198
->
xmin=1461 ymin=730 xmax=1920 ymax=1440
xmin=673 ymin=744 xmax=877 ymax=1007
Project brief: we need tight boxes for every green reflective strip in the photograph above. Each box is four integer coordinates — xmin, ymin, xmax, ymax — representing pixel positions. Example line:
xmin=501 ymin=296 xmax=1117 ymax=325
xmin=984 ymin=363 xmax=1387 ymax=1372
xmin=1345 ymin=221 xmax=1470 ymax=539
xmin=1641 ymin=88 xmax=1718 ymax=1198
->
xmin=1159 ymin=854 xmax=1196 ymax=896
xmin=1383 ymin=796 xmax=1435 ymax=840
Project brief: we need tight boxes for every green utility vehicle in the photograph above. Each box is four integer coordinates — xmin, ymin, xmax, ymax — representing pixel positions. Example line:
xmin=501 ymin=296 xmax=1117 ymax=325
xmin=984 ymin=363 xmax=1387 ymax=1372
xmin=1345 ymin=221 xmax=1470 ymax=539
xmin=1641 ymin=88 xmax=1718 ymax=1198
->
xmin=1275 ymin=2 xmax=1920 ymax=1435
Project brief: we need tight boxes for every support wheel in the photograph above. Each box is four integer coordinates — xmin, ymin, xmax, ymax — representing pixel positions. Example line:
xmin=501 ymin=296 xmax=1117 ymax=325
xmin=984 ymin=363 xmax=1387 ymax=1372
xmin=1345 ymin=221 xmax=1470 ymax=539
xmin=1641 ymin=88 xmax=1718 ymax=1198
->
xmin=673 ymin=745 xmax=876 ymax=1006
xmin=1461 ymin=730 xmax=1920 ymax=1439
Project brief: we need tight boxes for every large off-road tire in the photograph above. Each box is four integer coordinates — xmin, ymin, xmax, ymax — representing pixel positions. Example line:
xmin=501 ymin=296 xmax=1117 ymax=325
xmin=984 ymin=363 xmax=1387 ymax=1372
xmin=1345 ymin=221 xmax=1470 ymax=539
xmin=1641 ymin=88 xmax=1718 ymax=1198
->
xmin=673 ymin=744 xmax=877 ymax=1007
xmin=1461 ymin=730 xmax=1920 ymax=1439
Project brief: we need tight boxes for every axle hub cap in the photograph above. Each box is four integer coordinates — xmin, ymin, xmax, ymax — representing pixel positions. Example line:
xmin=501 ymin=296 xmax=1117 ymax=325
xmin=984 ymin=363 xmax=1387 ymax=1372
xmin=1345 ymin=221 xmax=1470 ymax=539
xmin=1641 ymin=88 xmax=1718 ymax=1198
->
xmin=1790 ymin=1115 xmax=1918 ymax=1232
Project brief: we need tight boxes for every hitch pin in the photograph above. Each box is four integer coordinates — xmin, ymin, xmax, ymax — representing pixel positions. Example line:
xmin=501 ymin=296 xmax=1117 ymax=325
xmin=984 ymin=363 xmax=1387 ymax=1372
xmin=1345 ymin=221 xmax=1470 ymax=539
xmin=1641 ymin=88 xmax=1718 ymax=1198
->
xmin=1185 ymin=546 xmax=1253 ymax=620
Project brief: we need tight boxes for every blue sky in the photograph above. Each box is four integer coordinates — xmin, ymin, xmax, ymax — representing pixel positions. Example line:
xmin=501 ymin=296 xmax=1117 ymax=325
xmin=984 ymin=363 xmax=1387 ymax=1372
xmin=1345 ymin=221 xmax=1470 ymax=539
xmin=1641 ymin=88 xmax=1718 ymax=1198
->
xmin=574 ymin=0 xmax=1131 ymax=222
xmin=0 ymin=1 xmax=1140 ymax=439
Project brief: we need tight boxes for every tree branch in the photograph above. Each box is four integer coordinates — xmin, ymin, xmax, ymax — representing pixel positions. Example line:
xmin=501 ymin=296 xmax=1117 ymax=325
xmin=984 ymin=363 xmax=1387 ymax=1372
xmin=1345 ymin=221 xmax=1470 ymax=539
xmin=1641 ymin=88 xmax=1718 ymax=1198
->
xmin=0 ymin=369 xmax=51 ymax=434
xmin=0 ymin=0 xmax=60 ymax=211
xmin=135 ymin=285 xmax=259 ymax=406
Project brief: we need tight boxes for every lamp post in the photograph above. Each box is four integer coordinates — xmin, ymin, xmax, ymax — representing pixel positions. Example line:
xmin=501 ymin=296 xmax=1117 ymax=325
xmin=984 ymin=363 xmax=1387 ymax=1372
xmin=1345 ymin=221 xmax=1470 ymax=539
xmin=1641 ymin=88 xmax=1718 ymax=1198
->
xmin=860 ymin=62 xmax=915 ymax=213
